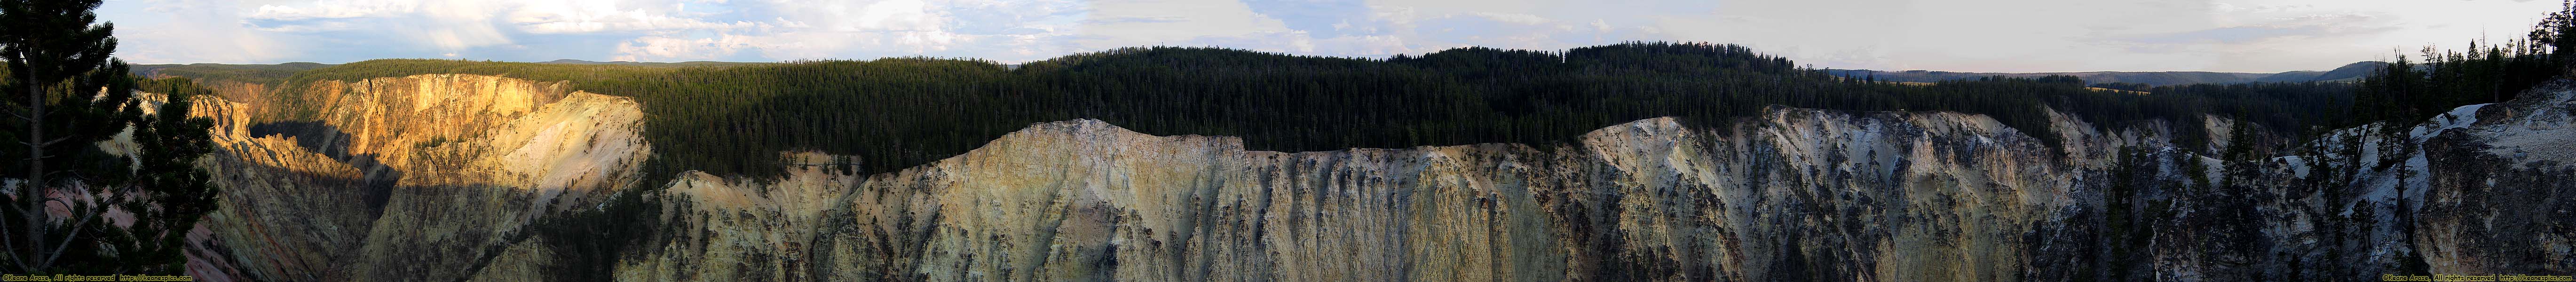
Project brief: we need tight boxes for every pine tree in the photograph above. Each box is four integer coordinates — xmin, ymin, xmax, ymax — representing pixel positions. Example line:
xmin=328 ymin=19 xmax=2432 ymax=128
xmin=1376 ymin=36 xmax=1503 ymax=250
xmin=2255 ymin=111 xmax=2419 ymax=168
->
xmin=2530 ymin=0 xmax=2576 ymax=65
xmin=2221 ymin=118 xmax=2260 ymax=189
xmin=0 ymin=0 xmax=220 ymax=274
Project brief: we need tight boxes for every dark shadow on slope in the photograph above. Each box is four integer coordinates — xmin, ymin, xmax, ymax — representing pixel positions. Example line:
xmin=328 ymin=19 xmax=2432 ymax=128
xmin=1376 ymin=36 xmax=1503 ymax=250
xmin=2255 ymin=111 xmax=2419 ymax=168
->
xmin=247 ymin=121 xmax=402 ymax=215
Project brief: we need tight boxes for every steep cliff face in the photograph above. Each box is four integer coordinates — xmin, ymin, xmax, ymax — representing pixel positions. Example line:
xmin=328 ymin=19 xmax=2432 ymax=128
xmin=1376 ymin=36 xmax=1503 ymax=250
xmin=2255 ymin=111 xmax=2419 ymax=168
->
xmin=2369 ymin=82 xmax=2576 ymax=275
xmin=605 ymin=94 xmax=2569 ymax=281
xmin=617 ymin=107 xmax=2079 ymax=281
xmin=184 ymin=74 xmax=650 ymax=281
xmin=2031 ymin=81 xmax=2576 ymax=281
xmin=179 ymin=74 xmax=2575 ymax=281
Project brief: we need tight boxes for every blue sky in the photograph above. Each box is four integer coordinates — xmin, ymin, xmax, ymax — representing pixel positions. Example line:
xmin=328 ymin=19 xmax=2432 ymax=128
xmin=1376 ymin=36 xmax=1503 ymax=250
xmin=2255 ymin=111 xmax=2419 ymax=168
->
xmin=99 ymin=0 xmax=2566 ymax=72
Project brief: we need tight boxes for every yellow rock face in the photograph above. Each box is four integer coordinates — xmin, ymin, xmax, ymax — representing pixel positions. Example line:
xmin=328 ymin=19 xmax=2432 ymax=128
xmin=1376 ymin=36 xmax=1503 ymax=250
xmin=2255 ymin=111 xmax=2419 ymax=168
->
xmin=185 ymin=74 xmax=649 ymax=282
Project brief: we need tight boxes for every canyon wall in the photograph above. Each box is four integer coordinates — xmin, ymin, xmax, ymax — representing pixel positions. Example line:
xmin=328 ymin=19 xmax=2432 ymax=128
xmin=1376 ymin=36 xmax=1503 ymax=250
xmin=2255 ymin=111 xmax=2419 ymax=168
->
xmin=177 ymin=75 xmax=2575 ymax=281
xmin=183 ymin=74 xmax=650 ymax=281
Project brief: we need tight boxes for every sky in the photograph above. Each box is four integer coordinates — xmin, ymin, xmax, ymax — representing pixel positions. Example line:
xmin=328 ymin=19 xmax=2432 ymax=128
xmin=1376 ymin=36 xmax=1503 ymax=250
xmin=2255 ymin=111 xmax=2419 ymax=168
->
xmin=97 ymin=0 xmax=2570 ymax=73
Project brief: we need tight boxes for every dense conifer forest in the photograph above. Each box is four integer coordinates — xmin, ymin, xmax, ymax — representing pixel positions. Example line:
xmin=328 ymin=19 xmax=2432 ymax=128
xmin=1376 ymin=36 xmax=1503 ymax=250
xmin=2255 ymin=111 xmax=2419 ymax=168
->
xmin=131 ymin=62 xmax=332 ymax=86
xmin=136 ymin=42 xmax=2399 ymax=183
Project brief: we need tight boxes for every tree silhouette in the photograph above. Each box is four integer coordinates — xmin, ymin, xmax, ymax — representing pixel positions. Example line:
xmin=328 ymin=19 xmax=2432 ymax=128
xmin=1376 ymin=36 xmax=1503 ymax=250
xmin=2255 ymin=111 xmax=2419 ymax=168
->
xmin=0 ymin=0 xmax=220 ymax=274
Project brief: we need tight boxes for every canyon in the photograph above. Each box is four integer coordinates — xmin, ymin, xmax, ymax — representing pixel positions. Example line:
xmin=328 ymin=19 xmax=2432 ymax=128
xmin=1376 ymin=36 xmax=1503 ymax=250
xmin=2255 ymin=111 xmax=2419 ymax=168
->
xmin=172 ymin=74 xmax=2570 ymax=281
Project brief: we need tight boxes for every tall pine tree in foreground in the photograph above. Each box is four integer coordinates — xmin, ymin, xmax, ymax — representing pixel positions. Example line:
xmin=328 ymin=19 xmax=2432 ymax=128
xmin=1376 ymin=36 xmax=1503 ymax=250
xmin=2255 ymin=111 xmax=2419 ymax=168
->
xmin=0 ymin=0 xmax=219 ymax=274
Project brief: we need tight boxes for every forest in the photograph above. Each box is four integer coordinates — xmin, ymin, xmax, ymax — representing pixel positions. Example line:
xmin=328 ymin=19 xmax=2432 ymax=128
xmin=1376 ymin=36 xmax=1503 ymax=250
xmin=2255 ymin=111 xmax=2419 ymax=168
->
xmin=182 ymin=41 xmax=2396 ymax=182
xmin=127 ymin=0 xmax=2576 ymax=183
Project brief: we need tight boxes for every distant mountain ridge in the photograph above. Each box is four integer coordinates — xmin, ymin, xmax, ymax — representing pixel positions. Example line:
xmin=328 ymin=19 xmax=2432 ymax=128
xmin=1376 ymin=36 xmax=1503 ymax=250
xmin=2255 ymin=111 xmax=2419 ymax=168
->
xmin=1825 ymin=61 xmax=2387 ymax=86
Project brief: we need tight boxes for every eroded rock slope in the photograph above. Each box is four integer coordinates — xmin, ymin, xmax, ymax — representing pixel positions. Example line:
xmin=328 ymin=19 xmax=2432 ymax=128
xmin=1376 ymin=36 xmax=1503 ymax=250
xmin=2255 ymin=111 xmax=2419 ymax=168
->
xmin=177 ymin=74 xmax=2576 ymax=281
xmin=183 ymin=74 xmax=650 ymax=281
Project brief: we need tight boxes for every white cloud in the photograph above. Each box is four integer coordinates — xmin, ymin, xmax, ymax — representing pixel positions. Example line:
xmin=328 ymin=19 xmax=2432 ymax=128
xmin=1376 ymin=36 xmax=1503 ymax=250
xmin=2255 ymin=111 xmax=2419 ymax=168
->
xmin=250 ymin=20 xmax=355 ymax=32
xmin=411 ymin=0 xmax=517 ymax=51
xmin=1070 ymin=0 xmax=1310 ymax=52
xmin=606 ymin=0 xmax=1082 ymax=62
xmin=247 ymin=0 xmax=415 ymax=20
xmin=1467 ymin=11 xmax=1549 ymax=25
xmin=849 ymin=0 xmax=940 ymax=31
xmin=509 ymin=0 xmax=762 ymax=33
xmin=239 ymin=0 xmax=771 ymax=52
xmin=614 ymin=34 xmax=758 ymax=61
xmin=242 ymin=0 xmax=514 ymax=51
xmin=110 ymin=0 xmax=297 ymax=64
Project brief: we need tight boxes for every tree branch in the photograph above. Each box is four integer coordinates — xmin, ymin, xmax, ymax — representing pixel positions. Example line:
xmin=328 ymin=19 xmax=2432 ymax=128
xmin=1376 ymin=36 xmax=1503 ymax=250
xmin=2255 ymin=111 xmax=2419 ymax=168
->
xmin=35 ymin=213 xmax=90 ymax=270
xmin=0 ymin=189 xmax=28 ymax=218
xmin=0 ymin=207 xmax=30 ymax=272
xmin=32 ymin=136 xmax=71 ymax=147
xmin=36 ymin=192 xmax=107 ymax=269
